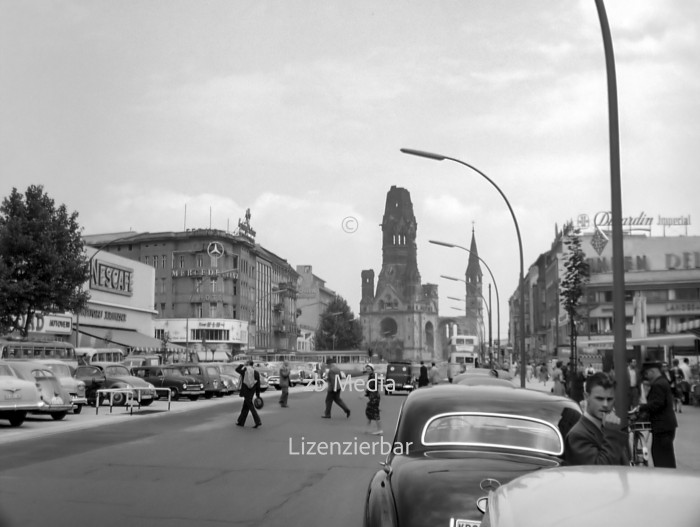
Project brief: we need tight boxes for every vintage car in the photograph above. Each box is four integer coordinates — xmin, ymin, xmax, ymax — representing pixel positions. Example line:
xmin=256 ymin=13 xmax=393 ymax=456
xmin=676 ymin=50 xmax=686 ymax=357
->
xmin=384 ymin=361 xmax=416 ymax=395
xmin=0 ymin=361 xmax=43 ymax=427
xmin=9 ymin=361 xmax=74 ymax=420
xmin=480 ymin=466 xmax=700 ymax=527
xmin=130 ymin=365 xmax=205 ymax=401
xmin=172 ymin=363 xmax=226 ymax=399
xmin=363 ymin=384 xmax=581 ymax=527
xmin=36 ymin=359 xmax=88 ymax=414
xmin=75 ymin=362 xmax=157 ymax=406
xmin=455 ymin=375 xmax=515 ymax=388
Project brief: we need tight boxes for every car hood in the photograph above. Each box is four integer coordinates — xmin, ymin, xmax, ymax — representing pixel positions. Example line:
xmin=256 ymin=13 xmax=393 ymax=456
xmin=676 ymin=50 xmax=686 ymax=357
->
xmin=390 ymin=451 xmax=560 ymax=527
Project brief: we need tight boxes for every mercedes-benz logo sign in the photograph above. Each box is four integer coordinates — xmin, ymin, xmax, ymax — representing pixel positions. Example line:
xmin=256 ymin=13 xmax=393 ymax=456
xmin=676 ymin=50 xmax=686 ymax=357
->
xmin=479 ymin=478 xmax=501 ymax=492
xmin=207 ymin=242 xmax=224 ymax=259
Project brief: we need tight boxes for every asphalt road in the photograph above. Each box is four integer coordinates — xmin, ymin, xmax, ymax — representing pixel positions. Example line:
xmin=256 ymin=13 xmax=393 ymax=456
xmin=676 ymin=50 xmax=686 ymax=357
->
xmin=1 ymin=378 xmax=698 ymax=527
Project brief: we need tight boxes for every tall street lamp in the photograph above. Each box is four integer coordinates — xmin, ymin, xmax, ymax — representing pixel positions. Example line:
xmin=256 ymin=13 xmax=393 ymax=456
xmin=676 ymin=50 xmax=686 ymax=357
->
xmin=595 ymin=0 xmax=628 ymax=424
xmin=435 ymin=244 xmax=501 ymax=358
xmin=403 ymin=148 xmax=526 ymax=387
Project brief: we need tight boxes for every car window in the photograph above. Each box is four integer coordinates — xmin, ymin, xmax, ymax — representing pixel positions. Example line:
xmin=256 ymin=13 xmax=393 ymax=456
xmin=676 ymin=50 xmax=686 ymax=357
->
xmin=422 ymin=413 xmax=563 ymax=455
xmin=77 ymin=366 xmax=101 ymax=376
xmin=104 ymin=365 xmax=131 ymax=377
xmin=206 ymin=366 xmax=218 ymax=375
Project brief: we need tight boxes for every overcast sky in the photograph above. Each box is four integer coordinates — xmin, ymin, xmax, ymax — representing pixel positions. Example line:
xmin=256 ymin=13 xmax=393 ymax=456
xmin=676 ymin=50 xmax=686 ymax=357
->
xmin=2 ymin=0 xmax=699 ymax=341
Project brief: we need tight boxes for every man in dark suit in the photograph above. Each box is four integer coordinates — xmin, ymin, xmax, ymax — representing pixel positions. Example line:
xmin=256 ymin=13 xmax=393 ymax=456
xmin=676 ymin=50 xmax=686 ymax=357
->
xmin=418 ymin=361 xmax=429 ymax=387
xmin=639 ymin=361 xmax=678 ymax=468
xmin=564 ymin=372 xmax=628 ymax=466
xmin=235 ymin=361 xmax=262 ymax=428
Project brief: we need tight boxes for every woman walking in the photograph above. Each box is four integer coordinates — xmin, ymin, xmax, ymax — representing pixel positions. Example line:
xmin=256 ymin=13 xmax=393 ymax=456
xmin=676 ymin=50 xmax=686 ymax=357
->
xmin=364 ymin=364 xmax=382 ymax=435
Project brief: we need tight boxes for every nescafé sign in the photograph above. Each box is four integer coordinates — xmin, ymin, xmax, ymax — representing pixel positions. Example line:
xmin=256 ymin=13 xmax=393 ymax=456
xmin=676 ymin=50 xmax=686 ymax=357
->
xmin=90 ymin=259 xmax=133 ymax=296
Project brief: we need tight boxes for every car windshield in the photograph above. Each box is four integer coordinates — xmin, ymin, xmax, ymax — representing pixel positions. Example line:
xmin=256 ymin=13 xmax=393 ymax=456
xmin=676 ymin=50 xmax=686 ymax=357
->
xmin=104 ymin=365 xmax=131 ymax=377
xmin=422 ymin=412 xmax=563 ymax=456
xmin=44 ymin=363 xmax=72 ymax=377
xmin=181 ymin=366 xmax=202 ymax=375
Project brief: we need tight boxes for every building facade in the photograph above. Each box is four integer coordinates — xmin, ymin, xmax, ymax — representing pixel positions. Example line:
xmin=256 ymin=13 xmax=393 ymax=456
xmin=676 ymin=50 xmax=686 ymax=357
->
xmin=84 ymin=222 xmax=299 ymax=358
xmin=295 ymin=265 xmax=336 ymax=352
xmin=511 ymin=223 xmax=700 ymax=366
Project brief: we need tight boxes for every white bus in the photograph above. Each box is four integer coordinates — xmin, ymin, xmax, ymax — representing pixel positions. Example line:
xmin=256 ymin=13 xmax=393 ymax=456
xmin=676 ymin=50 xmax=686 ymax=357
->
xmin=447 ymin=335 xmax=480 ymax=381
xmin=76 ymin=347 xmax=125 ymax=364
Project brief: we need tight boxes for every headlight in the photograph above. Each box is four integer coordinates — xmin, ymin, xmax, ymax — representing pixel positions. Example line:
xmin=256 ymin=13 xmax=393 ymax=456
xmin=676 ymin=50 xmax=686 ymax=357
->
xmin=200 ymin=383 xmax=204 ymax=389
xmin=182 ymin=383 xmax=187 ymax=390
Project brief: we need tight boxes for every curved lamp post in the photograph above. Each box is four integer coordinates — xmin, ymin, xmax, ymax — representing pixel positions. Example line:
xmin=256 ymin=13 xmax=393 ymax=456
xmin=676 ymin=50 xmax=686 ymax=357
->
xmin=434 ymin=241 xmax=501 ymax=360
xmin=595 ymin=0 xmax=628 ymax=425
xmin=402 ymin=148 xmax=526 ymax=387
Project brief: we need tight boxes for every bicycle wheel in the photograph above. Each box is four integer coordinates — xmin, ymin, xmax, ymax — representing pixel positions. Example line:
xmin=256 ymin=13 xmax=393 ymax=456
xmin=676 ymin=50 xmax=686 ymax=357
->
xmin=631 ymin=432 xmax=649 ymax=467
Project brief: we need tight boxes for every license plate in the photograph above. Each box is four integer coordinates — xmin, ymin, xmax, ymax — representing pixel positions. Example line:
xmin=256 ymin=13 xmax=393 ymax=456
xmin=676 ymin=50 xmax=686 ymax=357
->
xmin=4 ymin=394 xmax=21 ymax=400
xmin=454 ymin=520 xmax=481 ymax=527
xmin=140 ymin=394 xmax=153 ymax=399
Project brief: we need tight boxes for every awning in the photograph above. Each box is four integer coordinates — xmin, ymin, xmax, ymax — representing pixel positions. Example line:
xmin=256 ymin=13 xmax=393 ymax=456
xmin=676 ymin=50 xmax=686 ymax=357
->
xmin=586 ymin=333 xmax=698 ymax=348
xmin=78 ymin=327 xmax=185 ymax=352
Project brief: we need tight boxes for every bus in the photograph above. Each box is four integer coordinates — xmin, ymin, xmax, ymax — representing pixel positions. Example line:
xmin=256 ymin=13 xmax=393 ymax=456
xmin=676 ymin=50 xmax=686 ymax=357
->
xmin=447 ymin=335 xmax=480 ymax=381
xmin=0 ymin=338 xmax=78 ymax=369
xmin=75 ymin=347 xmax=126 ymax=364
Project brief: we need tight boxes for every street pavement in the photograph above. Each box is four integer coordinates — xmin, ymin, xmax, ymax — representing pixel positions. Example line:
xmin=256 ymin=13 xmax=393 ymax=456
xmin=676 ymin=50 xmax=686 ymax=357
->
xmin=2 ymin=375 xmax=698 ymax=470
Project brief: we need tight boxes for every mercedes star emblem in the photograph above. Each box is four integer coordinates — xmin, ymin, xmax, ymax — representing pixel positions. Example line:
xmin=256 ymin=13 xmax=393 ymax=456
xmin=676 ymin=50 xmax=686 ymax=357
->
xmin=207 ymin=242 xmax=224 ymax=258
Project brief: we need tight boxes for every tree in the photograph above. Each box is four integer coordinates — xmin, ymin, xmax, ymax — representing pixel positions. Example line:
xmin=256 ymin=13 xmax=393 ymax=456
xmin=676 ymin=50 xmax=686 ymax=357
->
xmin=559 ymin=222 xmax=590 ymax=375
xmin=314 ymin=295 xmax=363 ymax=350
xmin=0 ymin=185 xmax=90 ymax=336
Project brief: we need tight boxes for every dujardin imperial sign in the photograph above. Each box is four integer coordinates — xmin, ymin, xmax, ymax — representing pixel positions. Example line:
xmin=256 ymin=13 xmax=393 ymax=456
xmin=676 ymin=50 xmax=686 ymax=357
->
xmin=577 ymin=211 xmax=691 ymax=231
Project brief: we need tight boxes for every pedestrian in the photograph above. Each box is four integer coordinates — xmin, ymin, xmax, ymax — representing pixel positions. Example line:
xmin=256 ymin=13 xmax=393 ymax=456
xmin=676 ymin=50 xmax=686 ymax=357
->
xmin=627 ymin=358 xmax=640 ymax=409
xmin=278 ymin=361 xmax=290 ymax=408
xmin=671 ymin=359 xmax=685 ymax=412
xmin=539 ymin=363 xmax=548 ymax=386
xmin=322 ymin=358 xmax=350 ymax=419
xmin=235 ymin=361 xmax=262 ymax=428
xmin=429 ymin=362 xmax=440 ymax=385
xmin=564 ymin=372 xmax=628 ymax=466
xmin=364 ymin=364 xmax=383 ymax=435
xmin=662 ymin=362 xmax=682 ymax=413
xmin=552 ymin=361 xmax=566 ymax=396
xmin=418 ymin=361 xmax=429 ymax=387
xmin=526 ymin=362 xmax=534 ymax=382
xmin=639 ymin=361 xmax=678 ymax=468
xmin=679 ymin=358 xmax=692 ymax=383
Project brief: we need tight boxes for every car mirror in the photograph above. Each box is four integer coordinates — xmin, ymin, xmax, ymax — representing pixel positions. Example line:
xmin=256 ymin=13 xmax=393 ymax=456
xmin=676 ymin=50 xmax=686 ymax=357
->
xmin=476 ymin=497 xmax=488 ymax=514
xmin=379 ymin=462 xmax=392 ymax=476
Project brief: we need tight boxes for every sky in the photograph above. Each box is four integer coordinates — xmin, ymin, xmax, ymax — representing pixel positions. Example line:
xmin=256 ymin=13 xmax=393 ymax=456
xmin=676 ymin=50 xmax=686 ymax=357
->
xmin=2 ymin=0 xmax=699 ymax=343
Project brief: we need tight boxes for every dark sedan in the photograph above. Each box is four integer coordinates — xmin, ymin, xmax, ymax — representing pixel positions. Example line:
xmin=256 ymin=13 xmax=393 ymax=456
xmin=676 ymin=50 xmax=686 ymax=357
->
xmin=130 ymin=365 xmax=205 ymax=401
xmin=363 ymin=385 xmax=581 ymax=527
xmin=75 ymin=362 xmax=157 ymax=406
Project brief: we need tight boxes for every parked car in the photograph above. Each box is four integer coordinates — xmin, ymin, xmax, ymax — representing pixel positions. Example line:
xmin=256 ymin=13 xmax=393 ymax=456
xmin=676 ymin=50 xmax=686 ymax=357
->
xmin=363 ymin=384 xmax=581 ymax=527
xmin=384 ymin=361 xmax=415 ymax=395
xmin=172 ymin=363 xmax=226 ymax=399
xmin=37 ymin=359 xmax=88 ymax=414
xmin=268 ymin=367 xmax=301 ymax=390
xmin=130 ymin=365 xmax=205 ymax=401
xmin=204 ymin=362 xmax=242 ymax=395
xmin=0 ymin=361 xmax=43 ymax=427
xmin=233 ymin=363 xmax=270 ymax=392
xmin=75 ymin=362 xmax=157 ymax=406
xmin=480 ymin=466 xmax=700 ymax=527
xmin=122 ymin=354 xmax=162 ymax=369
xmin=9 ymin=361 xmax=75 ymax=420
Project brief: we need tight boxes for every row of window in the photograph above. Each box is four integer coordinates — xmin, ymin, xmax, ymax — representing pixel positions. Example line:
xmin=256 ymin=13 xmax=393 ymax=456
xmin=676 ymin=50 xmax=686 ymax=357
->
xmin=588 ymin=288 xmax=700 ymax=303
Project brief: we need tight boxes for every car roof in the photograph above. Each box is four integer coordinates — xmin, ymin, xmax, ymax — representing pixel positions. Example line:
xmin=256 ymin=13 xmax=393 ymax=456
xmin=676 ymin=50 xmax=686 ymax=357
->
xmin=488 ymin=466 xmax=700 ymax=527
xmin=395 ymin=384 xmax=580 ymax=448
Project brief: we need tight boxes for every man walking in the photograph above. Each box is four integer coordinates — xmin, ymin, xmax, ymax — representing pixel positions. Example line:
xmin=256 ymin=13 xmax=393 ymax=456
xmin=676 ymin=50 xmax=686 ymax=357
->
xmin=235 ymin=361 xmax=262 ymax=428
xmin=429 ymin=362 xmax=440 ymax=385
xmin=322 ymin=358 xmax=350 ymax=419
xmin=628 ymin=358 xmax=640 ymax=408
xmin=639 ymin=361 xmax=678 ymax=468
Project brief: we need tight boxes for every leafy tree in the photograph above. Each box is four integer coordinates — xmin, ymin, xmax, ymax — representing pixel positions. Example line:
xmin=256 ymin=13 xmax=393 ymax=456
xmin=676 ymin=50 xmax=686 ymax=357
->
xmin=314 ymin=295 xmax=363 ymax=350
xmin=559 ymin=223 xmax=590 ymax=374
xmin=0 ymin=185 xmax=90 ymax=336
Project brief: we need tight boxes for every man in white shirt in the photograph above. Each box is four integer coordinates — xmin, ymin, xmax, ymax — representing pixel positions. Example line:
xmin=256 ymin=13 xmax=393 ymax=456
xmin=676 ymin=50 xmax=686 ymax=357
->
xmin=679 ymin=358 xmax=692 ymax=384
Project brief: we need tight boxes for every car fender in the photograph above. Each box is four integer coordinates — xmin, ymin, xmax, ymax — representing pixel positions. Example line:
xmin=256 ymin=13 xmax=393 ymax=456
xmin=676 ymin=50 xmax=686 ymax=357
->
xmin=364 ymin=469 xmax=398 ymax=527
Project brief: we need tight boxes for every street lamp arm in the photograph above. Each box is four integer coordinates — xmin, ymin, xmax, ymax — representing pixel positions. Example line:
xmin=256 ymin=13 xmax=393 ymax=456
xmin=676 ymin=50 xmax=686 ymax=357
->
xmin=405 ymin=149 xmax=524 ymax=388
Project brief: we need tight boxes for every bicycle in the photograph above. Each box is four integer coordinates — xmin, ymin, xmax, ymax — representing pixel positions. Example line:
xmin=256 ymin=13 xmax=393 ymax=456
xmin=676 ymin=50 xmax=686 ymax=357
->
xmin=628 ymin=407 xmax=651 ymax=467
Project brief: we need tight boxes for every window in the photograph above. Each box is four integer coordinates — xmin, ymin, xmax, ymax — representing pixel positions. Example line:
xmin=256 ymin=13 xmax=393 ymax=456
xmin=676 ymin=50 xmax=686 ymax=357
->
xmin=197 ymin=255 xmax=203 ymax=267
xmin=675 ymin=288 xmax=699 ymax=301
xmin=210 ymin=302 xmax=217 ymax=316
xmin=145 ymin=256 xmax=150 ymax=265
xmin=193 ymin=303 xmax=203 ymax=318
xmin=162 ymin=255 xmax=166 ymax=269
xmin=210 ymin=278 xmax=217 ymax=292
xmin=233 ymin=283 xmax=238 ymax=296
xmin=195 ymin=278 xmax=202 ymax=293
xmin=179 ymin=256 xmax=185 ymax=268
